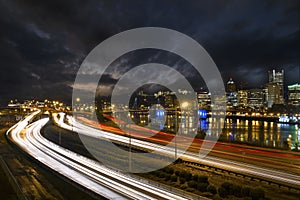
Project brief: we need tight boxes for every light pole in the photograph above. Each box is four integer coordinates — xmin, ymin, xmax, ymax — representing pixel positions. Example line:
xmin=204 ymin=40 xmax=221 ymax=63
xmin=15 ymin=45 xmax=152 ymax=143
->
xmin=126 ymin=110 xmax=132 ymax=172
xmin=129 ymin=131 xmax=132 ymax=172
xmin=296 ymin=126 xmax=299 ymax=151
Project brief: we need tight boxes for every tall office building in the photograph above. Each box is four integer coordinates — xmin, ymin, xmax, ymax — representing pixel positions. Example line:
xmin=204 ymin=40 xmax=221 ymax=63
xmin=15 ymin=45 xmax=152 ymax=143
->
xmin=197 ymin=92 xmax=211 ymax=109
xmin=288 ymin=83 xmax=300 ymax=106
xmin=226 ymin=78 xmax=238 ymax=107
xmin=247 ymin=89 xmax=264 ymax=109
xmin=226 ymin=78 xmax=237 ymax=93
xmin=267 ymin=69 xmax=284 ymax=107
xmin=237 ymin=90 xmax=248 ymax=108
xmin=267 ymin=83 xmax=281 ymax=107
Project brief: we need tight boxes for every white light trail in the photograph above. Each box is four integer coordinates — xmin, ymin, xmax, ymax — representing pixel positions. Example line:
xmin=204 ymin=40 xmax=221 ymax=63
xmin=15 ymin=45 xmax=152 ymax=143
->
xmin=7 ymin=112 xmax=194 ymax=200
xmin=65 ymin=115 xmax=300 ymax=187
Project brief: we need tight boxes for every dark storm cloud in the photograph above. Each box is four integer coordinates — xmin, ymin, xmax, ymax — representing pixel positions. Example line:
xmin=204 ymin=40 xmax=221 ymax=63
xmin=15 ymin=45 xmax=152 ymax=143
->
xmin=0 ymin=0 xmax=299 ymax=105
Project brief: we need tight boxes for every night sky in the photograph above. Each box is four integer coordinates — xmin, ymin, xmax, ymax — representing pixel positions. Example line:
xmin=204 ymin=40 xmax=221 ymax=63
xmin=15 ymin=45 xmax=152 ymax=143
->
xmin=0 ymin=0 xmax=299 ymax=106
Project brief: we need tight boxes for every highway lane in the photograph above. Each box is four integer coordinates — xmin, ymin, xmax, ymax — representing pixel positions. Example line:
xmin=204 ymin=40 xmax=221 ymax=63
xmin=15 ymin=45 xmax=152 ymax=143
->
xmin=7 ymin=113 xmax=127 ymax=199
xmin=61 ymin=114 xmax=300 ymax=188
xmin=76 ymin=114 xmax=300 ymax=171
xmin=30 ymin=119 xmax=193 ymax=200
xmin=7 ymin=112 xmax=194 ymax=200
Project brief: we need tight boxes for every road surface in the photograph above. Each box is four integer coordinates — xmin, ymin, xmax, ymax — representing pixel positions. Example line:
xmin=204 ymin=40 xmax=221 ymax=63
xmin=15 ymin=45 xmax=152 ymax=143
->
xmin=7 ymin=111 xmax=194 ymax=200
xmin=59 ymin=114 xmax=300 ymax=189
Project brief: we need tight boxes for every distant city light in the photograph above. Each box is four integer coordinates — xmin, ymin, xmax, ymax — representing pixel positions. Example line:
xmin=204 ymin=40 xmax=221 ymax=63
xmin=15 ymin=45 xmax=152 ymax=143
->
xmin=156 ymin=110 xmax=165 ymax=118
xmin=198 ymin=110 xmax=207 ymax=119
xmin=181 ymin=102 xmax=189 ymax=108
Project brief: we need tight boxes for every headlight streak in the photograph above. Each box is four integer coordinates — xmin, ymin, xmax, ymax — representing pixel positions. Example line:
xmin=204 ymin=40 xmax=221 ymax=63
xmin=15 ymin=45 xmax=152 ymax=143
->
xmin=64 ymin=115 xmax=300 ymax=187
xmin=7 ymin=112 xmax=194 ymax=200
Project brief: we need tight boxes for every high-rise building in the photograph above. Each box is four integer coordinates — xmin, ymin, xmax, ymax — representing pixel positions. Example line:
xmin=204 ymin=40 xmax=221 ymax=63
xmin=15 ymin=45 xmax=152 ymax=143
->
xmin=247 ymin=89 xmax=264 ymax=109
xmin=197 ymin=92 xmax=211 ymax=109
xmin=154 ymin=90 xmax=178 ymax=108
xmin=165 ymin=93 xmax=178 ymax=108
xmin=237 ymin=90 xmax=248 ymax=108
xmin=226 ymin=78 xmax=237 ymax=93
xmin=132 ymin=90 xmax=155 ymax=109
xmin=226 ymin=78 xmax=237 ymax=107
xmin=288 ymin=83 xmax=300 ymax=106
xmin=227 ymin=92 xmax=238 ymax=107
xmin=267 ymin=69 xmax=284 ymax=107
xmin=262 ymin=87 xmax=268 ymax=108
xmin=267 ymin=83 xmax=281 ymax=107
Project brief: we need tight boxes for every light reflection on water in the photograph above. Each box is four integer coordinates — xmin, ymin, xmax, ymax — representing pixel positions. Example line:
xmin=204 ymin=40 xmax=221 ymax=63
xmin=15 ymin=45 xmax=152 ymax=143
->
xmin=215 ymin=118 xmax=299 ymax=150
xmin=132 ymin=112 xmax=299 ymax=150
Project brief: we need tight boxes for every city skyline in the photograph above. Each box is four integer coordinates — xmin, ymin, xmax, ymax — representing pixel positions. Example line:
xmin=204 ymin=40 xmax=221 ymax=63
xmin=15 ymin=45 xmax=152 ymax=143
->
xmin=5 ymin=68 xmax=299 ymax=107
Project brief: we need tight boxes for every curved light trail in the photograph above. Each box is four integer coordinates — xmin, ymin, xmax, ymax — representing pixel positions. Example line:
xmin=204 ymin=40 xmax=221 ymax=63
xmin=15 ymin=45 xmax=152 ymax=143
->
xmin=7 ymin=112 xmax=193 ymax=200
xmin=61 ymin=114 xmax=300 ymax=188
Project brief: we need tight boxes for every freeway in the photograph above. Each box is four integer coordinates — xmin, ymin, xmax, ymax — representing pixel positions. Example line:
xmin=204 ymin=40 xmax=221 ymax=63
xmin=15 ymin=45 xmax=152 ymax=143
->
xmin=7 ymin=112 xmax=194 ymax=200
xmin=59 ymin=114 xmax=300 ymax=188
xmin=76 ymin=114 xmax=300 ymax=171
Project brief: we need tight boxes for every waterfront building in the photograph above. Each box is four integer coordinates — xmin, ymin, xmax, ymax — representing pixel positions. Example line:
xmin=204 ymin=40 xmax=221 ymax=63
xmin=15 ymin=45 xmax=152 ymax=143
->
xmin=226 ymin=78 xmax=238 ymax=108
xmin=267 ymin=69 xmax=284 ymax=107
xmin=247 ymin=89 xmax=264 ymax=109
xmin=288 ymin=83 xmax=300 ymax=106
xmin=237 ymin=90 xmax=248 ymax=108
xmin=267 ymin=82 xmax=281 ymax=107
xmin=197 ymin=92 xmax=211 ymax=110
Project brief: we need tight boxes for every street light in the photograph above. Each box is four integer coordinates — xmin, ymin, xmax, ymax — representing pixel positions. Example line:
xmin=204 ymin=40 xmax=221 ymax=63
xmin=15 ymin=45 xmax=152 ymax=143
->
xmin=175 ymin=107 xmax=178 ymax=161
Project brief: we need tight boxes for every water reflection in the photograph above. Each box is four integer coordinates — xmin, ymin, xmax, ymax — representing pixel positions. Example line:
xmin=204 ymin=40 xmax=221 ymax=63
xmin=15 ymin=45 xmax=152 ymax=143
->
xmin=129 ymin=111 xmax=299 ymax=150
xmin=221 ymin=118 xmax=299 ymax=149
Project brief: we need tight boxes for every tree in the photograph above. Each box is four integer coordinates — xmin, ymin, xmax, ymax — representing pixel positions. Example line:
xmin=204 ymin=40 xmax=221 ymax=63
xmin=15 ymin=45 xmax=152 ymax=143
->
xmin=241 ymin=187 xmax=251 ymax=197
xmin=187 ymin=180 xmax=197 ymax=189
xmin=198 ymin=176 xmax=208 ymax=183
xmin=197 ymin=183 xmax=208 ymax=192
xmin=170 ymin=175 xmax=177 ymax=182
xmin=231 ymin=184 xmax=242 ymax=197
xmin=218 ymin=187 xmax=228 ymax=198
xmin=221 ymin=182 xmax=232 ymax=191
xmin=192 ymin=174 xmax=199 ymax=181
xmin=157 ymin=171 xmax=165 ymax=178
xmin=179 ymin=177 xmax=186 ymax=184
xmin=164 ymin=174 xmax=171 ymax=181
xmin=207 ymin=185 xmax=217 ymax=194
xmin=179 ymin=171 xmax=186 ymax=178
xmin=250 ymin=188 xmax=265 ymax=200
xmin=185 ymin=172 xmax=192 ymax=181
xmin=164 ymin=167 xmax=174 ymax=174
xmin=179 ymin=171 xmax=192 ymax=180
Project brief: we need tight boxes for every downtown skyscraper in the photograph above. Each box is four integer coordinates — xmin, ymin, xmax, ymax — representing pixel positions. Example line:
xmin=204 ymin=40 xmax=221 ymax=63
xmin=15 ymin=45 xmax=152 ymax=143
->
xmin=266 ymin=69 xmax=284 ymax=107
